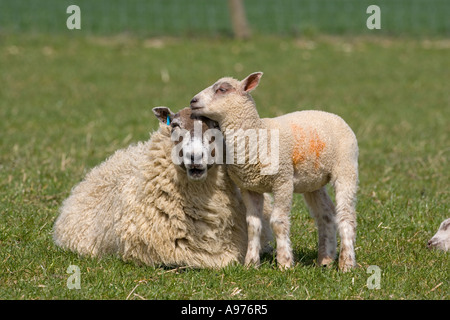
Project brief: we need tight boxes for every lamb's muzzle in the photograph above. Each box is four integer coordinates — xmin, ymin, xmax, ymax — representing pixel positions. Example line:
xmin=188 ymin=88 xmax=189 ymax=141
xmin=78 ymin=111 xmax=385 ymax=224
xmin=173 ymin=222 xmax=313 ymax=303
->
xmin=190 ymin=97 xmax=199 ymax=105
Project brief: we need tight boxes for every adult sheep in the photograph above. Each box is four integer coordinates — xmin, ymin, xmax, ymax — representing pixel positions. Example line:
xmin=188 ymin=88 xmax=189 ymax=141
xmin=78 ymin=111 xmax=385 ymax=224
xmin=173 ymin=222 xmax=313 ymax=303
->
xmin=190 ymin=72 xmax=359 ymax=271
xmin=53 ymin=107 xmax=272 ymax=268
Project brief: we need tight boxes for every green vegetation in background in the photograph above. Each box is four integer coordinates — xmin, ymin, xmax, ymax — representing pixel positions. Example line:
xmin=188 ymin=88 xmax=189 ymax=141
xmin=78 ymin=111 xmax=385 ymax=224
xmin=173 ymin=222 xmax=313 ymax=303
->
xmin=0 ymin=0 xmax=449 ymax=37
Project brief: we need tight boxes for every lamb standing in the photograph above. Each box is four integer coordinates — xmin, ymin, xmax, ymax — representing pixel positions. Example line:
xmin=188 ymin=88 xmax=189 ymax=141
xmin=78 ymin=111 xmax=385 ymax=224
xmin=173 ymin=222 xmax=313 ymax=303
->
xmin=190 ymin=72 xmax=359 ymax=271
xmin=53 ymin=107 xmax=272 ymax=268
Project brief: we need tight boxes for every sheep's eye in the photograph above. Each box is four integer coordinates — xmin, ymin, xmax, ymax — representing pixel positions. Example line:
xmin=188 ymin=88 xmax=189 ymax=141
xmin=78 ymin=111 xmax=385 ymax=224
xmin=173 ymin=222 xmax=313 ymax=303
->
xmin=216 ymin=87 xmax=227 ymax=93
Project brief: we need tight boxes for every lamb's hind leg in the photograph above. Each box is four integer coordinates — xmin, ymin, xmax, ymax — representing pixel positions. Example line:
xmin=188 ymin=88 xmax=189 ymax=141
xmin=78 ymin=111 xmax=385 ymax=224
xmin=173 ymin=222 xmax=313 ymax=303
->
xmin=334 ymin=169 xmax=358 ymax=272
xmin=241 ymin=190 xmax=264 ymax=267
xmin=303 ymin=187 xmax=337 ymax=267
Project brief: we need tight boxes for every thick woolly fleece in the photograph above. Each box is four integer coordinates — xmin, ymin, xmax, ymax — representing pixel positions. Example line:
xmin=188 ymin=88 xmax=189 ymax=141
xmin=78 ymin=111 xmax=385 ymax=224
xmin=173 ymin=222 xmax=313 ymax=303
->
xmin=53 ymin=124 xmax=272 ymax=268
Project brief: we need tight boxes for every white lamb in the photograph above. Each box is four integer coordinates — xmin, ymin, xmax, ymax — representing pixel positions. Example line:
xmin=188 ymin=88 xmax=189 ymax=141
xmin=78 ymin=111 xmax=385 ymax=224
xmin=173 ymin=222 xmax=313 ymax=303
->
xmin=190 ymin=72 xmax=359 ymax=271
xmin=53 ymin=107 xmax=272 ymax=268
xmin=428 ymin=218 xmax=450 ymax=252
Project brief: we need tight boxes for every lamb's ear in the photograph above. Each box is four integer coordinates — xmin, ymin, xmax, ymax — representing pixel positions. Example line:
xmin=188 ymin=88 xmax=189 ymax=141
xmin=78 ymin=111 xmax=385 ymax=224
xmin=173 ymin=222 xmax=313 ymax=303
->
xmin=152 ymin=107 xmax=174 ymax=125
xmin=241 ymin=72 xmax=263 ymax=93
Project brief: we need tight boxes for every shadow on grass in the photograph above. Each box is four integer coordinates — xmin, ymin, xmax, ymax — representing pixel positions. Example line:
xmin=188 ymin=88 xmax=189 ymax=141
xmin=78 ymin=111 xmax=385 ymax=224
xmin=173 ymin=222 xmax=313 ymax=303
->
xmin=294 ymin=247 xmax=318 ymax=267
xmin=260 ymin=246 xmax=319 ymax=268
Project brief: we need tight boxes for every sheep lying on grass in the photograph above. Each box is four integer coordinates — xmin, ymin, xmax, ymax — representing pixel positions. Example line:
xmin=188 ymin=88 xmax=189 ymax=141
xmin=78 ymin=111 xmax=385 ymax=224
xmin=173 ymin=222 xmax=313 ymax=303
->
xmin=190 ymin=72 xmax=359 ymax=271
xmin=428 ymin=218 xmax=450 ymax=251
xmin=53 ymin=107 xmax=272 ymax=268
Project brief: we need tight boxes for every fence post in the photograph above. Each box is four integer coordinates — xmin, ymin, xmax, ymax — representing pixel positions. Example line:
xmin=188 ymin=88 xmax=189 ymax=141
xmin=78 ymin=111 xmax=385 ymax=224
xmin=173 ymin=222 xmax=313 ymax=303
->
xmin=228 ymin=0 xmax=251 ymax=39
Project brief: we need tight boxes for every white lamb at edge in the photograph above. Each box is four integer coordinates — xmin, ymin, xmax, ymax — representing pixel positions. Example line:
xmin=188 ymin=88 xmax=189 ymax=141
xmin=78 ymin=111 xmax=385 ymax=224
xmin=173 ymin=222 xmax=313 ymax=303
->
xmin=428 ymin=218 xmax=450 ymax=252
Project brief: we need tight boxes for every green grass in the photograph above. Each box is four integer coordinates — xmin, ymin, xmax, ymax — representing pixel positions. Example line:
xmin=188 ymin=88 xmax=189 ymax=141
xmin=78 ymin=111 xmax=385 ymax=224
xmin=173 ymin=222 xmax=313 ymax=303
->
xmin=0 ymin=33 xmax=449 ymax=300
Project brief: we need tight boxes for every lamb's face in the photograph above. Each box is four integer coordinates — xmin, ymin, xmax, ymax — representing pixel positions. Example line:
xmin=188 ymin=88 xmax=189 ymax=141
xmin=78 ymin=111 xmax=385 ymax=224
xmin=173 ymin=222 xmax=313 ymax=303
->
xmin=428 ymin=218 xmax=450 ymax=251
xmin=190 ymin=72 xmax=263 ymax=121
xmin=153 ymin=107 xmax=221 ymax=182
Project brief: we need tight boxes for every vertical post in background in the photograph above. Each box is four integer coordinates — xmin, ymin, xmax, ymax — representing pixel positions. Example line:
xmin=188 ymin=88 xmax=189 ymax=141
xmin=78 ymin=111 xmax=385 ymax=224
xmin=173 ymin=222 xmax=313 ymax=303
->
xmin=228 ymin=0 xmax=251 ymax=39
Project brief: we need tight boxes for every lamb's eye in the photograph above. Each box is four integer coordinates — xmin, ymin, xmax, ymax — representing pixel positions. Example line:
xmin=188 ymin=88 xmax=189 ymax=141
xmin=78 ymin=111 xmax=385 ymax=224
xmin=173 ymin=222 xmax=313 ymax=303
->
xmin=216 ymin=87 xmax=227 ymax=93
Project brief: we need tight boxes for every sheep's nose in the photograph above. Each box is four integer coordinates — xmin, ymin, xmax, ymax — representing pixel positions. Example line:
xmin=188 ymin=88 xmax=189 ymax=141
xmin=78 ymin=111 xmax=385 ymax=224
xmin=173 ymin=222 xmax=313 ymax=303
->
xmin=186 ymin=151 xmax=203 ymax=165
xmin=190 ymin=97 xmax=198 ymax=105
xmin=427 ymin=240 xmax=433 ymax=248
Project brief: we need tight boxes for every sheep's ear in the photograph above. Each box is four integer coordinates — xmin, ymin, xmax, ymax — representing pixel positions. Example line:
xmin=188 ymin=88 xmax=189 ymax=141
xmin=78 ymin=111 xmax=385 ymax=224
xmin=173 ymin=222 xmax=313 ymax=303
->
xmin=152 ymin=106 xmax=174 ymax=125
xmin=241 ymin=72 xmax=263 ymax=93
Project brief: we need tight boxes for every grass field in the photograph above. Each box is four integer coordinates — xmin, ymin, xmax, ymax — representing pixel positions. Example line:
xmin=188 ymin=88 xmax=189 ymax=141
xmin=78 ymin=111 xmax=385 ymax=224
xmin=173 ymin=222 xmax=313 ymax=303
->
xmin=0 ymin=32 xmax=449 ymax=300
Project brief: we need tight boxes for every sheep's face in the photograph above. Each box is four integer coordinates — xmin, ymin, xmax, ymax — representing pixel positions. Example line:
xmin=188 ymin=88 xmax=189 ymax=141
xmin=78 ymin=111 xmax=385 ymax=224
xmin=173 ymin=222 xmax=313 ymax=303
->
xmin=428 ymin=218 xmax=450 ymax=251
xmin=190 ymin=72 xmax=263 ymax=121
xmin=153 ymin=107 xmax=221 ymax=182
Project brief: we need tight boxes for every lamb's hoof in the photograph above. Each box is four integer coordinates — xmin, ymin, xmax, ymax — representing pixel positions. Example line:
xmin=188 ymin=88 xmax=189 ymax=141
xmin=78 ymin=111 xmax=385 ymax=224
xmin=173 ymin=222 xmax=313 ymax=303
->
xmin=244 ymin=255 xmax=260 ymax=268
xmin=338 ymin=259 xmax=357 ymax=272
xmin=277 ymin=262 xmax=293 ymax=271
xmin=276 ymin=253 xmax=293 ymax=270
xmin=318 ymin=256 xmax=335 ymax=268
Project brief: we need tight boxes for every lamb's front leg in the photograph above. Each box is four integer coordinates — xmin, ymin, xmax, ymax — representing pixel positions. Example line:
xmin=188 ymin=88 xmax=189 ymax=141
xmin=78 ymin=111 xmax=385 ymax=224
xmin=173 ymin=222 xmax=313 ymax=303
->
xmin=241 ymin=190 xmax=264 ymax=267
xmin=271 ymin=182 xmax=294 ymax=269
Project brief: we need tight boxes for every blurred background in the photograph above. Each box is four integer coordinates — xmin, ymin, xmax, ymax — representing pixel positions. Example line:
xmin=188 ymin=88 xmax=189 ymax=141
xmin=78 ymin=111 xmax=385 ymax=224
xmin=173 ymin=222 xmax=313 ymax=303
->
xmin=1 ymin=0 xmax=449 ymax=37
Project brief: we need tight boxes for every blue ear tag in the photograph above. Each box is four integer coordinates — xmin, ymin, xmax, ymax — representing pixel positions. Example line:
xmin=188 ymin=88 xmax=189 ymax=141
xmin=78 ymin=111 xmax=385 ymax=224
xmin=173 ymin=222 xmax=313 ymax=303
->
xmin=166 ymin=116 xmax=170 ymax=125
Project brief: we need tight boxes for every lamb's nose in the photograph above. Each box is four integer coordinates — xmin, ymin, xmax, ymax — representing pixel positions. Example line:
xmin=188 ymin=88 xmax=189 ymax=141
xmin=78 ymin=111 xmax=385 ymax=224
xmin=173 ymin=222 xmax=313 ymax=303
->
xmin=190 ymin=97 xmax=198 ymax=105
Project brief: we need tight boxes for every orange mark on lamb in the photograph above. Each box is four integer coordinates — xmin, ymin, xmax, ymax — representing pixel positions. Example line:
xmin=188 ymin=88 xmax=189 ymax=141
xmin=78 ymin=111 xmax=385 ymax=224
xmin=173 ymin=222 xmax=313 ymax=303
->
xmin=308 ymin=129 xmax=326 ymax=169
xmin=291 ymin=124 xmax=306 ymax=165
xmin=291 ymin=124 xmax=326 ymax=169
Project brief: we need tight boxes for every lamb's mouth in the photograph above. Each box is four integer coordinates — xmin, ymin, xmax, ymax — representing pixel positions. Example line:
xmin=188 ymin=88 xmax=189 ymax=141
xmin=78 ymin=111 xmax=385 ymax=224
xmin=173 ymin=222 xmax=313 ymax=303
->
xmin=190 ymin=106 xmax=204 ymax=111
xmin=187 ymin=165 xmax=207 ymax=181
